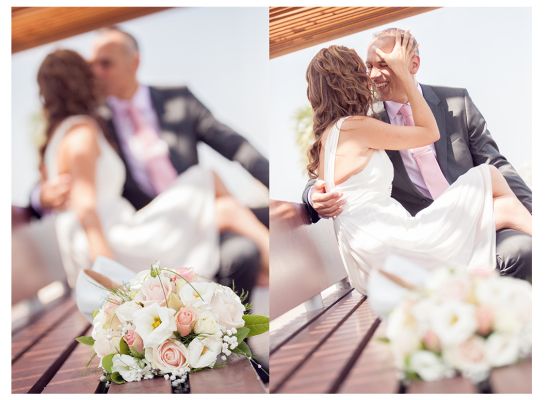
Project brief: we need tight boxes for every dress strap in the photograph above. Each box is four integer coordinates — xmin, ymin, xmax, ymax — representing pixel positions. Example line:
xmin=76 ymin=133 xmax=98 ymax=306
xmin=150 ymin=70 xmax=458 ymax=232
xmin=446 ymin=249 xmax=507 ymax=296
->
xmin=324 ymin=117 xmax=349 ymax=191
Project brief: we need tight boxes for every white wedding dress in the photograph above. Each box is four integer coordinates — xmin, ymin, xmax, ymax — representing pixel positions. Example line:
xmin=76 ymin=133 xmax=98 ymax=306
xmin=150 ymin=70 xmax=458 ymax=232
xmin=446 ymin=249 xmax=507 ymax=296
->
xmin=324 ymin=117 xmax=496 ymax=308
xmin=44 ymin=115 xmax=220 ymax=288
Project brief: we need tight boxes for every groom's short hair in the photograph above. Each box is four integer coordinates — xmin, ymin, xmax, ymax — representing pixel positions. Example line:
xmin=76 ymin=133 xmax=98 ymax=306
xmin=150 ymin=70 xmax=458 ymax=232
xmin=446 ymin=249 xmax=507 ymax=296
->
xmin=373 ymin=27 xmax=419 ymax=56
xmin=99 ymin=26 xmax=140 ymax=54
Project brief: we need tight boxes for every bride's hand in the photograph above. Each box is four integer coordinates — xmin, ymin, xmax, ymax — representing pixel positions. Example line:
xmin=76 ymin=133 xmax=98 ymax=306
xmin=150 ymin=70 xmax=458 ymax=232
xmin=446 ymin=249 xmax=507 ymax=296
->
xmin=374 ymin=30 xmax=416 ymax=80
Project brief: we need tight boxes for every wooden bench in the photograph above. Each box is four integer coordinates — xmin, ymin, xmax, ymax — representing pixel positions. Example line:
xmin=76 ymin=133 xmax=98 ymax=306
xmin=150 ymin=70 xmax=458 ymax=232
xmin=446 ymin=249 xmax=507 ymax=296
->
xmin=11 ymin=294 xmax=266 ymax=394
xmin=269 ymin=200 xmax=532 ymax=394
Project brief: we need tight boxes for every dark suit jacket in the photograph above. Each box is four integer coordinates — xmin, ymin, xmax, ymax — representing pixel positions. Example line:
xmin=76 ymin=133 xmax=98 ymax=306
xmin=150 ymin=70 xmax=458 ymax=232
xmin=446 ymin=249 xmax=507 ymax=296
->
xmin=303 ymin=84 xmax=532 ymax=222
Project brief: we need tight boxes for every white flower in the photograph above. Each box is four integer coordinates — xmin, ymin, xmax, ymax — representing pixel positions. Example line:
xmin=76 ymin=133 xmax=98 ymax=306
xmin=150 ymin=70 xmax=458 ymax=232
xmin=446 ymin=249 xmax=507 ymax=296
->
xmin=112 ymin=354 xmax=151 ymax=382
xmin=187 ymin=336 xmax=223 ymax=368
xmin=92 ymin=308 xmax=122 ymax=357
xmin=193 ymin=311 xmax=220 ymax=335
xmin=115 ymin=301 xmax=142 ymax=324
xmin=443 ymin=336 xmax=490 ymax=382
xmin=408 ymin=350 xmax=453 ymax=381
xmin=485 ymin=333 xmax=521 ymax=368
xmin=386 ymin=304 xmax=423 ymax=366
xmin=179 ymin=281 xmax=217 ymax=309
xmin=432 ymin=301 xmax=477 ymax=346
xmin=209 ymin=285 xmax=245 ymax=330
xmin=133 ymin=303 xmax=176 ymax=348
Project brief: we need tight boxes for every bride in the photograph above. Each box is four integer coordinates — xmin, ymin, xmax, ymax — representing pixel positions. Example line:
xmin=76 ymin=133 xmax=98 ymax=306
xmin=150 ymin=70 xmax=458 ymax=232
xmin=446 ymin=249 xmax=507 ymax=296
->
xmin=36 ymin=49 xmax=269 ymax=302
xmin=305 ymin=32 xmax=532 ymax=297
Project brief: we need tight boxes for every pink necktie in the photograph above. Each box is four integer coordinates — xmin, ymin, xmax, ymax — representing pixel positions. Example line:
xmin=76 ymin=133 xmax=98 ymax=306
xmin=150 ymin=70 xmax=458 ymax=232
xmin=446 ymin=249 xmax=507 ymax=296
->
xmin=126 ymin=104 xmax=178 ymax=195
xmin=398 ymin=104 xmax=449 ymax=199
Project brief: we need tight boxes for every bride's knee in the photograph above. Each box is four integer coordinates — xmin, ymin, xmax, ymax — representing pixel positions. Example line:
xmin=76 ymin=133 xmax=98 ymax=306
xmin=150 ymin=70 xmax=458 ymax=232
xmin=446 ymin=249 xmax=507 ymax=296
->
xmin=216 ymin=196 xmax=242 ymax=229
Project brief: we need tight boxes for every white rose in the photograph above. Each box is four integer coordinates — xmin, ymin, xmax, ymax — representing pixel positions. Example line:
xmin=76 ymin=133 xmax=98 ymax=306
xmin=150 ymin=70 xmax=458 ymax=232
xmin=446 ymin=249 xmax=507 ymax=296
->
xmin=209 ymin=285 xmax=245 ymax=330
xmin=443 ymin=336 xmax=490 ymax=382
xmin=111 ymin=354 xmax=151 ymax=382
xmin=193 ymin=311 xmax=220 ymax=335
xmin=409 ymin=350 xmax=454 ymax=381
xmin=115 ymin=301 xmax=142 ymax=324
xmin=386 ymin=304 xmax=422 ymax=366
xmin=179 ymin=281 xmax=216 ymax=309
xmin=187 ymin=336 xmax=222 ymax=368
xmin=92 ymin=328 xmax=120 ymax=358
xmin=485 ymin=333 xmax=521 ymax=368
xmin=133 ymin=303 xmax=176 ymax=348
xmin=432 ymin=301 xmax=477 ymax=346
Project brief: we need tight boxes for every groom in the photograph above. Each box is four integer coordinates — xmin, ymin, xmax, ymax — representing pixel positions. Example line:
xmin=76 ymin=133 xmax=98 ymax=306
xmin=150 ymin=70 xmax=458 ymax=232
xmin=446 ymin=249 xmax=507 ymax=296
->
xmin=31 ymin=27 xmax=268 ymax=295
xmin=303 ymin=28 xmax=532 ymax=281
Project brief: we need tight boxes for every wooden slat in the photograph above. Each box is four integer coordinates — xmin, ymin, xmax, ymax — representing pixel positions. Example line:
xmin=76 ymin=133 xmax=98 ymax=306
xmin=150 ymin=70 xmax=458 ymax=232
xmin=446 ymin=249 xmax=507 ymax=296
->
xmin=337 ymin=321 xmax=399 ymax=393
xmin=42 ymin=327 xmax=102 ymax=393
xmin=189 ymin=357 xmax=266 ymax=393
xmin=276 ymin=297 xmax=377 ymax=393
xmin=269 ymin=7 xmax=438 ymax=58
xmin=407 ymin=377 xmax=477 ymax=393
xmin=270 ymin=290 xmax=365 ymax=390
xmin=270 ymin=282 xmax=353 ymax=353
xmin=108 ymin=376 xmax=173 ymax=394
xmin=12 ymin=308 xmax=90 ymax=393
xmin=12 ymin=296 xmax=75 ymax=362
xmin=12 ymin=7 xmax=169 ymax=53
xmin=490 ymin=358 xmax=532 ymax=394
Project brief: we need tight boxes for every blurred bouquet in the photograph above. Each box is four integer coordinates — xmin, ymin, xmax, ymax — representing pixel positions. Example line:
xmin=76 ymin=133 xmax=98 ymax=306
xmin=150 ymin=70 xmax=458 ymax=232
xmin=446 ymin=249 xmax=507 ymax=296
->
xmin=383 ymin=267 xmax=531 ymax=383
xmin=76 ymin=264 xmax=269 ymax=385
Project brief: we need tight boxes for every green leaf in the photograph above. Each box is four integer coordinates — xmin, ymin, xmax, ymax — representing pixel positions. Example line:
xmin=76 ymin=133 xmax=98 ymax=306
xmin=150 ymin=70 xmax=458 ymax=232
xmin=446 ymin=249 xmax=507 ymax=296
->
xmin=119 ymin=338 xmax=130 ymax=355
xmin=102 ymin=354 xmax=115 ymax=373
xmin=234 ymin=341 xmax=252 ymax=359
xmin=75 ymin=336 xmax=95 ymax=346
xmin=110 ymin=372 xmax=125 ymax=384
xmin=235 ymin=327 xmax=250 ymax=344
xmin=242 ymin=314 xmax=269 ymax=336
xmin=376 ymin=336 xmax=390 ymax=344
xmin=91 ymin=309 xmax=100 ymax=319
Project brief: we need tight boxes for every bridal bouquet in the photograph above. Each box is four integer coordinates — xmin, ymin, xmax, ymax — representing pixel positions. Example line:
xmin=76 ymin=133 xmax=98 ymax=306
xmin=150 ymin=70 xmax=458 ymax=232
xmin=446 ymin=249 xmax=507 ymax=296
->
xmin=76 ymin=264 xmax=269 ymax=385
xmin=383 ymin=267 xmax=531 ymax=383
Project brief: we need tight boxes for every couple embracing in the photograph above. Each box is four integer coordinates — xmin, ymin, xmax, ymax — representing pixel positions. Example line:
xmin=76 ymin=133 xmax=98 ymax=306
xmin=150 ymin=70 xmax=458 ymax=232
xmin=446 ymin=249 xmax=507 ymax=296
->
xmin=302 ymin=28 xmax=532 ymax=299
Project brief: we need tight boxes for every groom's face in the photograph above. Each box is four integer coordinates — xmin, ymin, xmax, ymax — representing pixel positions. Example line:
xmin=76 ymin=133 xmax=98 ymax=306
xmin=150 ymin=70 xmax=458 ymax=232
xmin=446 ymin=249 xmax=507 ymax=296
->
xmin=366 ymin=37 xmax=415 ymax=103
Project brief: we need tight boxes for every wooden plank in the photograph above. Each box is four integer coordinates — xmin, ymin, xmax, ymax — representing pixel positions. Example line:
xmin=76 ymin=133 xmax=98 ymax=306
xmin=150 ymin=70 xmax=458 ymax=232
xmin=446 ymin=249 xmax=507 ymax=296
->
xmin=11 ymin=308 xmax=90 ymax=393
xmin=189 ymin=357 xmax=266 ymax=393
xmin=275 ymin=296 xmax=377 ymax=393
xmin=42 ymin=327 xmax=102 ymax=394
xmin=108 ymin=376 xmax=173 ymax=394
xmin=270 ymin=290 xmax=365 ymax=391
xmin=407 ymin=377 xmax=477 ymax=393
xmin=490 ymin=358 xmax=532 ymax=393
xmin=337 ymin=321 xmax=399 ymax=393
xmin=12 ymin=296 xmax=75 ymax=362
xmin=270 ymin=282 xmax=353 ymax=353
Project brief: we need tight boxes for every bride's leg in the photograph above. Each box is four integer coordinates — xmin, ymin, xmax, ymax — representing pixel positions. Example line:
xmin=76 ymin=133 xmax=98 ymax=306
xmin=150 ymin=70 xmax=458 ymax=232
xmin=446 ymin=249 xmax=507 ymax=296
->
xmin=489 ymin=165 xmax=532 ymax=235
xmin=212 ymin=173 xmax=269 ymax=286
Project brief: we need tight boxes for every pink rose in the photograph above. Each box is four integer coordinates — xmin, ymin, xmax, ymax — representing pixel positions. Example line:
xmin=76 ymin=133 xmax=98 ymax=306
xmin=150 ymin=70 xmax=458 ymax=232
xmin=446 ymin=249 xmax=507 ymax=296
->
xmin=137 ymin=276 xmax=173 ymax=306
xmin=422 ymin=329 xmax=441 ymax=353
xmin=174 ymin=267 xmax=196 ymax=283
xmin=475 ymin=305 xmax=494 ymax=336
xmin=124 ymin=329 xmax=144 ymax=354
xmin=175 ymin=307 xmax=196 ymax=336
xmin=146 ymin=340 xmax=189 ymax=374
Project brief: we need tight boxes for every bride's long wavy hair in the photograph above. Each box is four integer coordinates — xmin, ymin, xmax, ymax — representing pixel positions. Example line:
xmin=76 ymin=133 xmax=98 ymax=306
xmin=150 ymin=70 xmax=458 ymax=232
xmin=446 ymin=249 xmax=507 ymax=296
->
xmin=37 ymin=49 xmax=102 ymax=166
xmin=306 ymin=45 xmax=374 ymax=178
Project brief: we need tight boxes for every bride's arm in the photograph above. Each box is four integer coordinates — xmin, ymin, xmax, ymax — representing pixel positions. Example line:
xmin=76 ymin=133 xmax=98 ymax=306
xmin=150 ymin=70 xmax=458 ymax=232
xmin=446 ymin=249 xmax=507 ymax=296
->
xmin=59 ymin=122 xmax=114 ymax=261
xmin=344 ymin=31 xmax=439 ymax=150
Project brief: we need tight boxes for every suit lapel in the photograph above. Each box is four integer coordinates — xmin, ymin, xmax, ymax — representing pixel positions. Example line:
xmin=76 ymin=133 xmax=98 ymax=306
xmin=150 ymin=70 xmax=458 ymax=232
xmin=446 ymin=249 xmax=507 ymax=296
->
xmin=420 ymin=84 xmax=449 ymax=180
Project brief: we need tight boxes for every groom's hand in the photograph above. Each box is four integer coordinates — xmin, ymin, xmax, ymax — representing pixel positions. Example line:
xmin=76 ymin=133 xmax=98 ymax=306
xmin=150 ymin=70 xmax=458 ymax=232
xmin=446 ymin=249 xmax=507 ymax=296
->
xmin=39 ymin=174 xmax=72 ymax=211
xmin=311 ymin=180 xmax=345 ymax=218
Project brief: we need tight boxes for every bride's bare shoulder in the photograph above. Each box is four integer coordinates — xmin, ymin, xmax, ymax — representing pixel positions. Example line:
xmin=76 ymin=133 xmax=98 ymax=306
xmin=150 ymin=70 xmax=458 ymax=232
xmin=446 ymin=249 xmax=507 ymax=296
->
xmin=59 ymin=118 xmax=101 ymax=160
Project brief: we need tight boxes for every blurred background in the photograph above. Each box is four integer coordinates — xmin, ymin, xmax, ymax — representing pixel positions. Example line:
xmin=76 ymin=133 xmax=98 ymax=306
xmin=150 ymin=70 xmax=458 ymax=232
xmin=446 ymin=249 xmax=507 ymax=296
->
xmin=269 ymin=7 xmax=531 ymax=202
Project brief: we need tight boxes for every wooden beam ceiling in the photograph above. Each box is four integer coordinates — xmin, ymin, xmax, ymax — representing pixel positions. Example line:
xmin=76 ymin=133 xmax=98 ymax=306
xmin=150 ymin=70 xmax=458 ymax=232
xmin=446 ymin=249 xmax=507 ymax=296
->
xmin=270 ymin=7 xmax=438 ymax=59
xmin=12 ymin=7 xmax=170 ymax=53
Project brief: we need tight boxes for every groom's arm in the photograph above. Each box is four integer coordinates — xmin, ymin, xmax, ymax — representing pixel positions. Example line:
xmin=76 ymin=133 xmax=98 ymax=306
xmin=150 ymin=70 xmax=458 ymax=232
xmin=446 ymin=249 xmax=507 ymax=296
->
xmin=187 ymin=88 xmax=268 ymax=188
xmin=302 ymin=179 xmax=321 ymax=224
xmin=464 ymin=90 xmax=532 ymax=213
